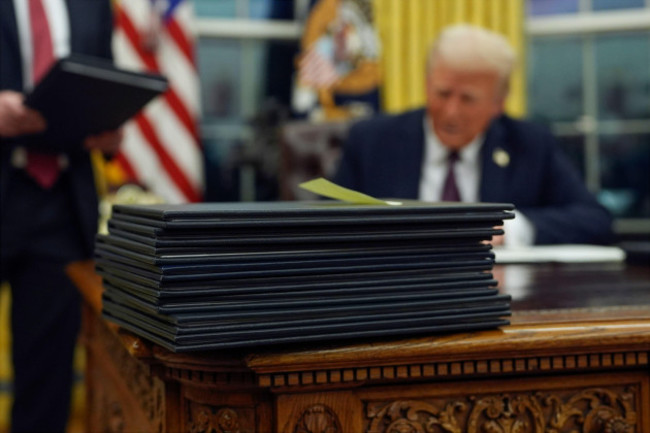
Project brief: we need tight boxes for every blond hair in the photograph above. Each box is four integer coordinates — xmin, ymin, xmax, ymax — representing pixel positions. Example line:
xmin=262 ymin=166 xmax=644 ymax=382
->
xmin=427 ymin=24 xmax=516 ymax=96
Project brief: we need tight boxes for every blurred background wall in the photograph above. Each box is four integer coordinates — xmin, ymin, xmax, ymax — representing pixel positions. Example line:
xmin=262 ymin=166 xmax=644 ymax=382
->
xmin=193 ymin=0 xmax=649 ymax=238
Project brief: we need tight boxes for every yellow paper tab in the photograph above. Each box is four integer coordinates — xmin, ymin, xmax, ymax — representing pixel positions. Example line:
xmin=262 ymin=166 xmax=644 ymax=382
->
xmin=299 ymin=178 xmax=401 ymax=205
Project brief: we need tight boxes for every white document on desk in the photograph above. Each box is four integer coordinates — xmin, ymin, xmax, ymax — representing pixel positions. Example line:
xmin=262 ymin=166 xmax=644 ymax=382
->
xmin=493 ymin=244 xmax=626 ymax=264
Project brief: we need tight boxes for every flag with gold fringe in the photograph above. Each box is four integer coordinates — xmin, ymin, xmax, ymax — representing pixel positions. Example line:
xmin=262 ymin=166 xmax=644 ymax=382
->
xmin=292 ymin=0 xmax=381 ymax=120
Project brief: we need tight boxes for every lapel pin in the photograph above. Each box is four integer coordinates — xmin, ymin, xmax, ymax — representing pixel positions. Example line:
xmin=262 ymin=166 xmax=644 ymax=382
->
xmin=493 ymin=148 xmax=510 ymax=167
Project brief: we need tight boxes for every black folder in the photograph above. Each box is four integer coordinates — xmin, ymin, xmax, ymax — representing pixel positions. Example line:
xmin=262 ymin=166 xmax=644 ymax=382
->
xmin=103 ymin=302 xmax=509 ymax=340
xmin=24 ymin=54 xmax=168 ymax=150
xmin=95 ymin=235 xmax=492 ymax=265
xmin=109 ymin=208 xmax=514 ymax=230
xmin=95 ymin=248 xmax=494 ymax=275
xmin=101 ymin=273 xmax=496 ymax=305
xmin=103 ymin=289 xmax=510 ymax=327
xmin=96 ymin=200 xmax=514 ymax=351
xmin=94 ymin=254 xmax=494 ymax=282
xmin=103 ymin=310 xmax=510 ymax=352
xmin=105 ymin=226 xmax=502 ymax=249
xmin=95 ymin=263 xmax=495 ymax=292
xmin=111 ymin=200 xmax=515 ymax=222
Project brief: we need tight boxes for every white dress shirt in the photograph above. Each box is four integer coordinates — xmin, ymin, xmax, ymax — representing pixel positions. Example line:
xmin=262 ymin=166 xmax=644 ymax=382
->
xmin=418 ymin=116 xmax=535 ymax=246
xmin=13 ymin=0 xmax=70 ymax=90
xmin=419 ymin=117 xmax=482 ymax=203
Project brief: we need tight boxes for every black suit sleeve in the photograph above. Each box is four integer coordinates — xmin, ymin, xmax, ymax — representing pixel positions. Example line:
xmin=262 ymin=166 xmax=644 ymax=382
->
xmin=333 ymin=121 xmax=364 ymax=191
xmin=517 ymin=130 xmax=615 ymax=245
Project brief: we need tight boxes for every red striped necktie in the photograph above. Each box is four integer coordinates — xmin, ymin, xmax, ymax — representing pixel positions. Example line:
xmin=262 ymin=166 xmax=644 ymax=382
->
xmin=26 ymin=0 xmax=61 ymax=189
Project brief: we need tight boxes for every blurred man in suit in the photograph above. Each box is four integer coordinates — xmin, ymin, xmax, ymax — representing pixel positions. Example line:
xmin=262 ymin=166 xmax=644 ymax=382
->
xmin=334 ymin=24 xmax=614 ymax=245
xmin=0 ymin=1 xmax=121 ymax=431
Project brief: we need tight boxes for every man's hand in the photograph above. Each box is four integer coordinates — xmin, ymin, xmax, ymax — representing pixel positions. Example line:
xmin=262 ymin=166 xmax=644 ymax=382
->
xmin=491 ymin=233 xmax=505 ymax=246
xmin=0 ymin=91 xmax=47 ymax=138
xmin=84 ymin=128 xmax=124 ymax=156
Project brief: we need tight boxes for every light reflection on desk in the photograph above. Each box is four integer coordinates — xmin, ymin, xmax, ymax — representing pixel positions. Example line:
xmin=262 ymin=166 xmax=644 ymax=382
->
xmin=493 ymin=262 xmax=650 ymax=324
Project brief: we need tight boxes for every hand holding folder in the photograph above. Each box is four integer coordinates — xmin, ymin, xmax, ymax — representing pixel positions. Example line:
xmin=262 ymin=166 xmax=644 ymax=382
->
xmin=23 ymin=54 xmax=168 ymax=152
xmin=0 ymin=90 xmax=46 ymax=137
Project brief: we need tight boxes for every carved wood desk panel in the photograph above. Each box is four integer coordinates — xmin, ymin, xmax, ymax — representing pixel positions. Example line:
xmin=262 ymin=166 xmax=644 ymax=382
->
xmin=67 ymin=260 xmax=650 ymax=433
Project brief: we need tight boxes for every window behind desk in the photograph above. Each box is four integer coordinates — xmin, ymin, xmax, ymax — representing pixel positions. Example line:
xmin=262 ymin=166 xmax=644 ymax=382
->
xmin=527 ymin=0 xmax=650 ymax=238
xmin=194 ymin=0 xmax=302 ymax=202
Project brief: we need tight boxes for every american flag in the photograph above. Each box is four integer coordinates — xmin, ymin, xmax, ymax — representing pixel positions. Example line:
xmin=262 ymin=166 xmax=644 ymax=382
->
xmin=111 ymin=0 xmax=203 ymax=203
xmin=298 ymin=45 xmax=340 ymax=89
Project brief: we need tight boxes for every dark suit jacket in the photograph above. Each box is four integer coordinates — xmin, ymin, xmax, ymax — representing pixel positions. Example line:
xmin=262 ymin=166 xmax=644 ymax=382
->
xmin=334 ymin=108 xmax=615 ymax=245
xmin=0 ymin=0 xmax=114 ymax=256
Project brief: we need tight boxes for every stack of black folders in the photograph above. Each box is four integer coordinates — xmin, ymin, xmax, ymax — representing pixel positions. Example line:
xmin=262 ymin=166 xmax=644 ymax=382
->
xmin=95 ymin=200 xmax=515 ymax=352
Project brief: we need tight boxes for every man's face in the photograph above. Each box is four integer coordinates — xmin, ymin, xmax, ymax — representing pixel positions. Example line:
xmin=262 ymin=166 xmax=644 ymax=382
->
xmin=426 ymin=60 xmax=505 ymax=151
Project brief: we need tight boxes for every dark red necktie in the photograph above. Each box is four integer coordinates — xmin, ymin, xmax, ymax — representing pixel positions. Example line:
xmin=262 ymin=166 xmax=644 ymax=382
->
xmin=441 ymin=151 xmax=461 ymax=202
xmin=26 ymin=0 xmax=60 ymax=189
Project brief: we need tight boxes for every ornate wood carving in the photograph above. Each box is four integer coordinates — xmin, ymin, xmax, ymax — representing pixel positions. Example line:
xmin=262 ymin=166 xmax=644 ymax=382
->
xmin=540 ymin=388 xmax=636 ymax=433
xmin=187 ymin=403 xmax=257 ymax=433
xmin=466 ymin=394 xmax=546 ymax=432
xmin=95 ymin=319 xmax=165 ymax=431
xmin=105 ymin=400 xmax=126 ymax=433
xmin=259 ymin=351 xmax=649 ymax=389
xmin=365 ymin=387 xmax=638 ymax=433
xmin=294 ymin=404 xmax=343 ymax=433
xmin=366 ymin=400 xmax=466 ymax=433
xmin=165 ymin=366 xmax=257 ymax=389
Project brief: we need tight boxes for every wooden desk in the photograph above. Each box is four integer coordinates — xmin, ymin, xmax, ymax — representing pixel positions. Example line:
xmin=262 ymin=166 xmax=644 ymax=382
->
xmin=67 ymin=261 xmax=650 ymax=433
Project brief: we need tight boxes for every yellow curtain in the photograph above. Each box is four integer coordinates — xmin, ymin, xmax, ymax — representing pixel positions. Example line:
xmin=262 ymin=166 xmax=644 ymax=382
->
xmin=373 ymin=0 xmax=526 ymax=117
xmin=0 ymin=284 xmax=11 ymax=430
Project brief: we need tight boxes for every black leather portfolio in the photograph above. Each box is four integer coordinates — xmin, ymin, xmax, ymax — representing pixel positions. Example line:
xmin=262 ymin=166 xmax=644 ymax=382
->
xmin=95 ymin=255 xmax=495 ymax=282
xmin=24 ymin=54 xmax=168 ymax=149
xmin=103 ymin=311 xmax=510 ymax=352
xmin=95 ymin=234 xmax=492 ymax=265
xmin=111 ymin=201 xmax=515 ymax=223
xmin=95 ymin=243 xmax=494 ymax=275
xmin=97 ymin=232 xmax=494 ymax=256
xmin=104 ymin=301 xmax=509 ymax=338
xmin=102 ymin=291 xmax=511 ymax=352
xmin=95 ymin=263 xmax=495 ymax=292
xmin=101 ymin=274 xmax=497 ymax=305
xmin=97 ymin=200 xmax=514 ymax=351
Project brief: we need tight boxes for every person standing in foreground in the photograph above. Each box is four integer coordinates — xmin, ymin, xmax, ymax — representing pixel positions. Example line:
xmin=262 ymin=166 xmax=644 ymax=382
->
xmin=0 ymin=0 xmax=122 ymax=431
xmin=334 ymin=24 xmax=614 ymax=246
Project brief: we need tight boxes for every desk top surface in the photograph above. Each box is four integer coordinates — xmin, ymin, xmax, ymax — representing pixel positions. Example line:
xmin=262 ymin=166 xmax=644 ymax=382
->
xmin=67 ymin=260 xmax=650 ymax=370
xmin=243 ymin=262 xmax=650 ymax=372
xmin=497 ymin=262 xmax=650 ymax=323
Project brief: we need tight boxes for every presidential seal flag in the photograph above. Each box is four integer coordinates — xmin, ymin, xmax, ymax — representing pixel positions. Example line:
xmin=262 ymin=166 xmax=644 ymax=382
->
xmin=293 ymin=0 xmax=381 ymax=120
xmin=110 ymin=0 xmax=203 ymax=203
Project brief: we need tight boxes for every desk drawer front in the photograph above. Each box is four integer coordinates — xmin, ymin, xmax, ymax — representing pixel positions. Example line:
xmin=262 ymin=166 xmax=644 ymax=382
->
xmin=277 ymin=372 xmax=648 ymax=433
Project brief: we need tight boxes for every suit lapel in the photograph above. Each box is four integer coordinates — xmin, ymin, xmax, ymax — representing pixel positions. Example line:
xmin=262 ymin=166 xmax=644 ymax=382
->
xmin=397 ymin=109 xmax=426 ymax=199
xmin=65 ymin=0 xmax=82 ymax=53
xmin=480 ymin=116 xmax=511 ymax=203
xmin=0 ymin=0 xmax=23 ymax=90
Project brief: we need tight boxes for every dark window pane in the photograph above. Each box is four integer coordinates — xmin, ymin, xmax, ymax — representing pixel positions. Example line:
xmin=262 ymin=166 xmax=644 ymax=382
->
xmin=249 ymin=0 xmax=271 ymax=18
xmin=555 ymin=135 xmax=586 ymax=178
xmin=194 ymin=0 xmax=295 ymax=19
xmin=528 ymin=37 xmax=584 ymax=122
xmin=197 ymin=39 xmax=242 ymax=119
xmin=264 ymin=40 xmax=300 ymax=108
xmin=198 ymin=38 xmax=298 ymax=119
xmin=194 ymin=0 xmax=237 ymax=18
xmin=592 ymin=0 xmax=645 ymax=11
xmin=198 ymin=37 xmax=299 ymax=201
xmin=251 ymin=0 xmax=295 ymax=19
xmin=202 ymin=137 xmax=244 ymax=201
xmin=595 ymin=33 xmax=650 ymax=120
xmin=527 ymin=0 xmax=579 ymax=16
xmin=599 ymin=134 xmax=650 ymax=218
